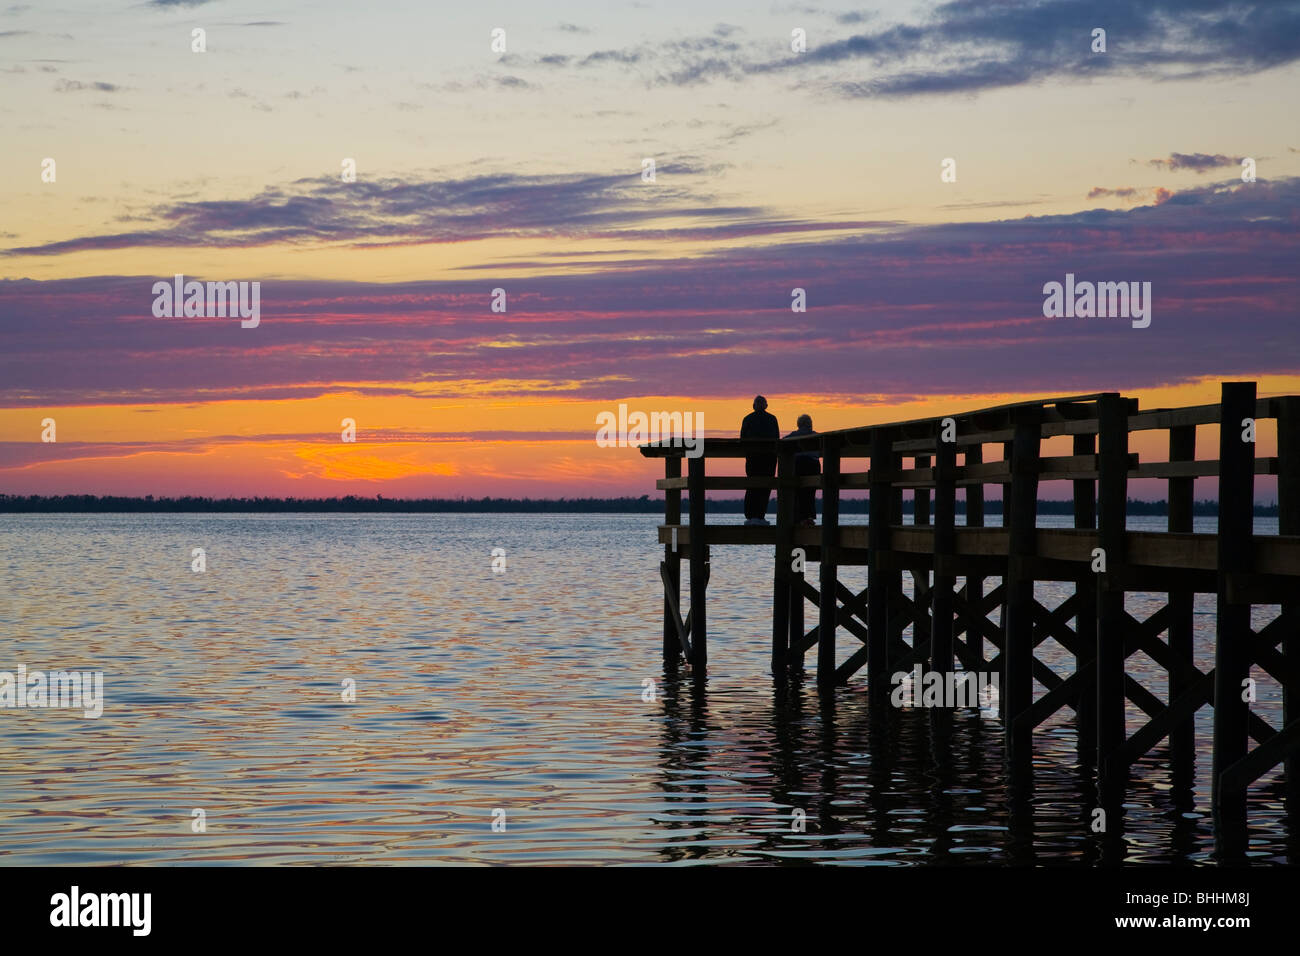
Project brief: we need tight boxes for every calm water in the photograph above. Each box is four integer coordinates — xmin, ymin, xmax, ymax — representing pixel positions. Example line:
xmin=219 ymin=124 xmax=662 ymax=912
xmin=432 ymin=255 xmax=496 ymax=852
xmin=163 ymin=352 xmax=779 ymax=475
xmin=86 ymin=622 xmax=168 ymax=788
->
xmin=0 ymin=512 xmax=1292 ymax=865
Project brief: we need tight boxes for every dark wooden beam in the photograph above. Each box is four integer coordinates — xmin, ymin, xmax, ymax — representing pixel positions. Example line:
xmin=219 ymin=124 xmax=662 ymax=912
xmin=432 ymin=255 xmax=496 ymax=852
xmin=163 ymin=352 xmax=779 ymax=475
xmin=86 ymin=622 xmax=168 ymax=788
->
xmin=1004 ymin=415 xmax=1041 ymax=771
xmin=1277 ymin=397 xmax=1300 ymax=804
xmin=1073 ymin=430 xmax=1098 ymax=760
xmin=1168 ymin=423 xmax=1197 ymax=779
xmin=687 ymin=453 xmax=709 ymax=672
xmin=867 ymin=429 xmax=892 ymax=698
xmin=817 ymin=448 xmax=841 ymax=691
xmin=1096 ymin=393 xmax=1129 ymax=785
xmin=931 ymin=438 xmax=956 ymax=681
xmin=1212 ymin=381 xmax=1256 ymax=852
xmin=772 ymin=449 xmax=795 ymax=676
xmin=663 ymin=455 xmax=682 ymax=664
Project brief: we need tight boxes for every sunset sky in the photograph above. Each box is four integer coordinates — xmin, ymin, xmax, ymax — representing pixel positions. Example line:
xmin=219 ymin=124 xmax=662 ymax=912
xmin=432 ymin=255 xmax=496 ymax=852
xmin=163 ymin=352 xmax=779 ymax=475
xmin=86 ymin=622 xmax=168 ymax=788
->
xmin=2 ymin=0 xmax=1298 ymax=498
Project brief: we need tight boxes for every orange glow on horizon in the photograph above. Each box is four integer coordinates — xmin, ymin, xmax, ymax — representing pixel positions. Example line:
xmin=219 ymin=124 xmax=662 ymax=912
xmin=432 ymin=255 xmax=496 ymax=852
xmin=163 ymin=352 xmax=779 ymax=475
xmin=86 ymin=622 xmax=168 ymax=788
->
xmin=3 ymin=373 xmax=1295 ymax=499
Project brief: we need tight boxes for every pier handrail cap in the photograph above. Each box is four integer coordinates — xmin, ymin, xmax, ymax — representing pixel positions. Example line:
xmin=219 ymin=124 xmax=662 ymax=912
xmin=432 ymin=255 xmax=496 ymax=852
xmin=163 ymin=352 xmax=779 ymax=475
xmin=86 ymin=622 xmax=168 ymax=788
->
xmin=637 ymin=392 xmax=1139 ymax=457
xmin=639 ymin=437 xmax=779 ymax=458
xmin=807 ymin=392 xmax=1127 ymax=447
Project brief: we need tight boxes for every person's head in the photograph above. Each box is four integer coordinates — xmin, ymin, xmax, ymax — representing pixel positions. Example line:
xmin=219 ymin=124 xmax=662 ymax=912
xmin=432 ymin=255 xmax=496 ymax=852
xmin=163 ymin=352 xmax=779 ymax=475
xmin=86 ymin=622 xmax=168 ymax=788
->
xmin=753 ymin=395 xmax=768 ymax=411
xmin=797 ymin=414 xmax=812 ymax=430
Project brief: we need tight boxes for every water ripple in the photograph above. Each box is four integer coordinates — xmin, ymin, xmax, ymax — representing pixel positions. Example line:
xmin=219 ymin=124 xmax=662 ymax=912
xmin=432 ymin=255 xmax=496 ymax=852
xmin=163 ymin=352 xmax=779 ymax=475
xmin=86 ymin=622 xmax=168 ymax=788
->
xmin=0 ymin=513 xmax=1290 ymax=865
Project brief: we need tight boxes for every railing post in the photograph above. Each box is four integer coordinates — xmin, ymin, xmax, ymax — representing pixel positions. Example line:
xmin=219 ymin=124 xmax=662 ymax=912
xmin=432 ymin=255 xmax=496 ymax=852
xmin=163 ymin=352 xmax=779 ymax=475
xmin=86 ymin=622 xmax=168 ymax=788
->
xmin=867 ymin=429 xmax=893 ymax=698
xmin=773 ymin=448 xmax=795 ymax=676
xmin=1073 ymin=431 xmax=1097 ymax=760
xmin=1277 ymin=397 xmax=1300 ymax=805
xmin=1167 ymin=424 xmax=1196 ymax=779
xmin=913 ymin=454 xmax=933 ymax=663
xmin=1004 ymin=414 xmax=1041 ymax=772
xmin=663 ymin=455 xmax=682 ymax=664
xmin=790 ymin=559 xmax=806 ymax=674
xmin=687 ymin=452 xmax=709 ymax=673
xmin=1212 ymin=381 xmax=1256 ymax=852
xmin=931 ymin=437 xmax=956 ymax=679
xmin=965 ymin=442 xmax=985 ymax=669
xmin=1096 ymin=393 xmax=1129 ymax=785
xmin=817 ymin=446 xmax=841 ymax=691
xmin=998 ymin=437 xmax=1014 ymax=721
xmin=790 ymin=443 xmax=810 ymax=675
xmin=889 ymin=450 xmax=907 ymax=665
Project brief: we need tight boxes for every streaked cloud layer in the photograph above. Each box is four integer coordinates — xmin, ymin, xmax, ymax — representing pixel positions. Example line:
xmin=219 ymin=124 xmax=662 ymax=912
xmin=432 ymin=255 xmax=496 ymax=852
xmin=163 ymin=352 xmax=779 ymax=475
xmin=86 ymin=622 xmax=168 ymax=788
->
xmin=528 ymin=0 xmax=1300 ymax=97
xmin=4 ymin=164 xmax=881 ymax=256
xmin=4 ymin=175 xmax=1294 ymax=405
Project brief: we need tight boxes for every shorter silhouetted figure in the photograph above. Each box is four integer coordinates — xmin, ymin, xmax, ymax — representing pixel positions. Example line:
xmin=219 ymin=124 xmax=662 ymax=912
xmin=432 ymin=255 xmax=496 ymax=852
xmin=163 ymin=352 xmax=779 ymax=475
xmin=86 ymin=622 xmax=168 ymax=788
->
xmin=786 ymin=414 xmax=820 ymax=525
xmin=741 ymin=395 xmax=780 ymax=525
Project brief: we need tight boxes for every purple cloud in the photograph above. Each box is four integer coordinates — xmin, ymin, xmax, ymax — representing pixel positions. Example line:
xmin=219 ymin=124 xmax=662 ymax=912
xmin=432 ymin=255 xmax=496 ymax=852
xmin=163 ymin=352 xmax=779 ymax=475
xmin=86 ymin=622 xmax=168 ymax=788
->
xmin=4 ymin=166 xmax=881 ymax=258
xmin=1 ymin=178 xmax=1296 ymax=409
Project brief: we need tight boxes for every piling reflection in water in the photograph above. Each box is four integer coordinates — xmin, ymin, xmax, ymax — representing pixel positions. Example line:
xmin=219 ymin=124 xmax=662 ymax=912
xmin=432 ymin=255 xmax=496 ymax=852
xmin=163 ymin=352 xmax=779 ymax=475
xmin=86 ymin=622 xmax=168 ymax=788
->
xmin=653 ymin=670 xmax=1292 ymax=865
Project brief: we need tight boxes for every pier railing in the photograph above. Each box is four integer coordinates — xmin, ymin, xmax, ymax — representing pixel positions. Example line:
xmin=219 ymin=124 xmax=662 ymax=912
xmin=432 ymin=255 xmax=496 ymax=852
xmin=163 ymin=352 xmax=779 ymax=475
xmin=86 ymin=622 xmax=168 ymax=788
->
xmin=640 ymin=381 xmax=1299 ymax=852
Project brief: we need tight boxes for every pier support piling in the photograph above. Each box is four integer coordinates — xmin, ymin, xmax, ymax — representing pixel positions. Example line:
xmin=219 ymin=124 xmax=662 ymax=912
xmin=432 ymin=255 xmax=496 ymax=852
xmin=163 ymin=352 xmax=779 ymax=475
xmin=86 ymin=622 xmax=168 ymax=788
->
xmin=663 ymin=455 xmax=682 ymax=665
xmin=867 ymin=430 xmax=893 ymax=699
xmin=773 ymin=450 xmax=795 ymax=676
xmin=1004 ymin=416 xmax=1041 ymax=773
xmin=1211 ymin=381 xmax=1256 ymax=852
xmin=1096 ymin=393 xmax=1129 ymax=790
xmin=688 ymin=453 xmax=709 ymax=673
xmin=1167 ymin=424 xmax=1196 ymax=781
xmin=817 ymin=448 xmax=841 ymax=691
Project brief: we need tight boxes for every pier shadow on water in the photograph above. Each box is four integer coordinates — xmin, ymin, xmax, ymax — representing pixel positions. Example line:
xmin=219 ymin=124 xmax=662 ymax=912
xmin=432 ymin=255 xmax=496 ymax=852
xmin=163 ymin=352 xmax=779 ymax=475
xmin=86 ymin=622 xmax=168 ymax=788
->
xmin=650 ymin=670 xmax=1295 ymax=865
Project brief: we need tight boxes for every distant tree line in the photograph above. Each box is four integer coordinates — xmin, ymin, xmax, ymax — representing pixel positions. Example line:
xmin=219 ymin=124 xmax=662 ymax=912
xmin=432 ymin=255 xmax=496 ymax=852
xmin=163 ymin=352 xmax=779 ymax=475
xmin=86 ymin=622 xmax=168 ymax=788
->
xmin=0 ymin=494 xmax=665 ymax=513
xmin=0 ymin=494 xmax=1279 ymax=516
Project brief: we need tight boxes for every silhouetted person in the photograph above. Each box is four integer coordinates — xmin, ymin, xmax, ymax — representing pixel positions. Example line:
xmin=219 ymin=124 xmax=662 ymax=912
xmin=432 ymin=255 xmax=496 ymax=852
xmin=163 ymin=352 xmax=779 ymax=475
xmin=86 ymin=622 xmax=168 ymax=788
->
xmin=740 ymin=395 xmax=779 ymax=525
xmin=786 ymin=414 xmax=820 ymax=525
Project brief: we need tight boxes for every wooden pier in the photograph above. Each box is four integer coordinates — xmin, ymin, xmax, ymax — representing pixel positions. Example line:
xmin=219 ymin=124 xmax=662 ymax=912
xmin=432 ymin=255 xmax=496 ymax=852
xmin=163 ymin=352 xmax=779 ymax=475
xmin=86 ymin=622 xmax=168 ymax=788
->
xmin=641 ymin=382 xmax=1300 ymax=856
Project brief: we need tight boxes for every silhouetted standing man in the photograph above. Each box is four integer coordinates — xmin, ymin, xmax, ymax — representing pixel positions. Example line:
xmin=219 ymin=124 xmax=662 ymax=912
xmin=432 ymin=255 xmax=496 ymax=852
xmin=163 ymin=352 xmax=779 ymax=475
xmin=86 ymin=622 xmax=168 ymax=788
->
xmin=740 ymin=395 xmax=779 ymax=525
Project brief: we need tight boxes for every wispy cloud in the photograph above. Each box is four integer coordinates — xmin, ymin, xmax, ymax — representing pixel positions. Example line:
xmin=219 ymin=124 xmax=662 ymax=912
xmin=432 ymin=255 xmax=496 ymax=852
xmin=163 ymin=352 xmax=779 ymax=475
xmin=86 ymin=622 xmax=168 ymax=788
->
xmin=4 ymin=165 xmax=879 ymax=257
xmin=1088 ymin=185 xmax=1175 ymax=204
xmin=522 ymin=1 xmax=1300 ymax=99
xmin=54 ymin=79 xmax=120 ymax=93
xmin=1089 ymin=186 xmax=1140 ymax=199
xmin=1148 ymin=152 xmax=1244 ymax=173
